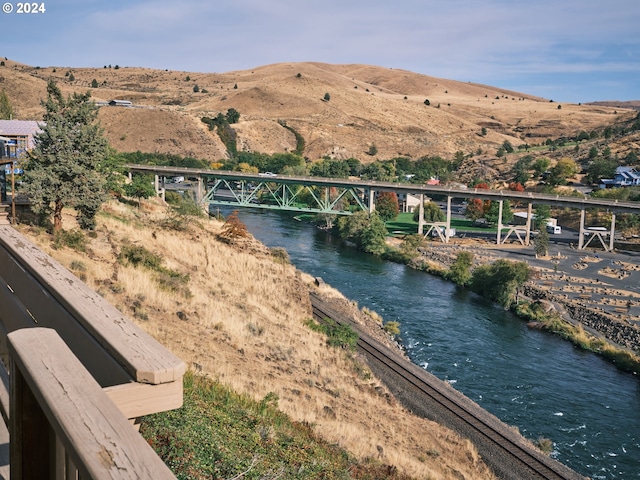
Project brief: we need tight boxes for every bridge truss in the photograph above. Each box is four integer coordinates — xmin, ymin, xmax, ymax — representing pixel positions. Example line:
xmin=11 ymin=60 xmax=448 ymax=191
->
xmin=198 ymin=176 xmax=369 ymax=215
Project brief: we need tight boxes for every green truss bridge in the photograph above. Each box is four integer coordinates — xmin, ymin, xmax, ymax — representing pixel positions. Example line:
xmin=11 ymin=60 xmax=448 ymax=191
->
xmin=127 ymin=164 xmax=640 ymax=252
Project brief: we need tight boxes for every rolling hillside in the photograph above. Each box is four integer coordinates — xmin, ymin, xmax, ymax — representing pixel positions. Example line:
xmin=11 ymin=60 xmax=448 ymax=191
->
xmin=1 ymin=58 xmax=636 ymax=170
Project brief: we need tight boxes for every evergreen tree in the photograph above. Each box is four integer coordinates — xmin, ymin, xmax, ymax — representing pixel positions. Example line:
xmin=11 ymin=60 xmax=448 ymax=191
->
xmin=485 ymin=200 xmax=513 ymax=225
xmin=23 ymin=80 xmax=110 ymax=231
xmin=413 ymin=201 xmax=445 ymax=223
xmin=533 ymin=204 xmax=551 ymax=257
xmin=0 ymin=90 xmax=12 ymax=119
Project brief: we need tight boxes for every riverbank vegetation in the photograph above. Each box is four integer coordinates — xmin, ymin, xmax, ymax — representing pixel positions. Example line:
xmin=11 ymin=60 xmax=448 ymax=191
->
xmin=516 ymin=301 xmax=640 ymax=374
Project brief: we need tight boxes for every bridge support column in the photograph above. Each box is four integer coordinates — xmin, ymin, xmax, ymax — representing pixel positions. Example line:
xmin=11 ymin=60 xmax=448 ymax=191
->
xmin=445 ymin=196 xmax=452 ymax=242
xmin=154 ymin=175 xmax=165 ymax=202
xmin=609 ymin=213 xmax=616 ymax=252
xmin=368 ymin=189 xmax=375 ymax=214
xmin=496 ymin=200 xmax=503 ymax=245
xmin=418 ymin=194 xmax=424 ymax=235
xmin=525 ymin=203 xmax=532 ymax=246
xmin=197 ymin=178 xmax=204 ymax=203
xmin=578 ymin=209 xmax=586 ymax=250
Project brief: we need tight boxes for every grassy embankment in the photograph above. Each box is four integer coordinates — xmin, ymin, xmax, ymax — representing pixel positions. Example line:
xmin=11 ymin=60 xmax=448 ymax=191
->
xmin=515 ymin=302 xmax=640 ymax=374
xmin=19 ymin=199 xmax=495 ymax=480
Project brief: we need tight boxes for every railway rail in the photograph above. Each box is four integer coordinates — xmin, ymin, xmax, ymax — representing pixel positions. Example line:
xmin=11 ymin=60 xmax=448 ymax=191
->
xmin=310 ymin=292 xmax=586 ymax=480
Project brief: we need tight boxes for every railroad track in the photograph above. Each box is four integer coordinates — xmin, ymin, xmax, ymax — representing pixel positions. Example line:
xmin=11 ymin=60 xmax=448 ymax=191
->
xmin=310 ymin=293 xmax=586 ymax=480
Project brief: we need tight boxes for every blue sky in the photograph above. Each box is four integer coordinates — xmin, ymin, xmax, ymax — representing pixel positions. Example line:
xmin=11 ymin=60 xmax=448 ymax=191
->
xmin=1 ymin=0 xmax=639 ymax=103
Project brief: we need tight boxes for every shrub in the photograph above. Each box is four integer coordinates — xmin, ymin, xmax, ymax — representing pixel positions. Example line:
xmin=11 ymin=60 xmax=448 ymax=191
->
xmin=383 ymin=321 xmax=401 ymax=337
xmin=304 ymin=318 xmax=358 ymax=349
xmin=52 ymin=229 xmax=86 ymax=252
xmin=269 ymin=247 xmax=290 ymax=264
xmin=218 ymin=210 xmax=250 ymax=243
xmin=119 ymin=244 xmax=163 ymax=270
xmin=446 ymin=251 xmax=474 ymax=286
xmin=536 ymin=437 xmax=553 ymax=454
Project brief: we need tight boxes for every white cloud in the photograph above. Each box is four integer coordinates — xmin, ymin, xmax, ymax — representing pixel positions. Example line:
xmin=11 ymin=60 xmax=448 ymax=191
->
xmin=2 ymin=0 xmax=638 ymax=100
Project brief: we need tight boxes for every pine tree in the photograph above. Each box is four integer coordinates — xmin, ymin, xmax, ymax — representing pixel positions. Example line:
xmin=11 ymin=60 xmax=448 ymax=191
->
xmin=23 ymin=80 xmax=110 ymax=231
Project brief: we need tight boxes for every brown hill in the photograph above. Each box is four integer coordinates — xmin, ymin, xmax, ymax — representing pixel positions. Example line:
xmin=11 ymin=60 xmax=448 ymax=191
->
xmin=1 ymin=58 xmax=636 ymax=163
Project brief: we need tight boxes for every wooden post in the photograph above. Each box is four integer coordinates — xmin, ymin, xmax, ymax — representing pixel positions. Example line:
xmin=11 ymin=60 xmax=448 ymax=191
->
xmin=10 ymin=357 xmax=50 ymax=478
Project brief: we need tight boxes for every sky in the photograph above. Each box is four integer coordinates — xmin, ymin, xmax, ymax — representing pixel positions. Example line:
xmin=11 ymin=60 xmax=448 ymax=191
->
xmin=1 ymin=0 xmax=639 ymax=104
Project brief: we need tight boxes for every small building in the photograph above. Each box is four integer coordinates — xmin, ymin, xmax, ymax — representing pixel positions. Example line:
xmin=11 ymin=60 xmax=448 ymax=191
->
xmin=399 ymin=193 xmax=422 ymax=213
xmin=108 ymin=99 xmax=133 ymax=107
xmin=512 ymin=211 xmax=557 ymax=227
xmin=0 ymin=120 xmax=43 ymax=155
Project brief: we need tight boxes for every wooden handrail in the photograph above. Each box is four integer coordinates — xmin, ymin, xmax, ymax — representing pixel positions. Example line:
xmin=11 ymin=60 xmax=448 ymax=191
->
xmin=0 ymin=226 xmax=185 ymax=386
xmin=8 ymin=328 xmax=176 ymax=479
xmin=0 ymin=226 xmax=185 ymax=421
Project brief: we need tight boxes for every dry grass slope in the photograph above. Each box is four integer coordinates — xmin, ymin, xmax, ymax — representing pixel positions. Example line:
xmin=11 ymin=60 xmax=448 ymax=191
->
xmin=18 ymin=199 xmax=495 ymax=480
xmin=2 ymin=57 xmax=634 ymax=165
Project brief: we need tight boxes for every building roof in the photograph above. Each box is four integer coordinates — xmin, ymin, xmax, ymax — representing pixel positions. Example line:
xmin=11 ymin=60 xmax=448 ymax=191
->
xmin=0 ymin=120 xmax=43 ymax=149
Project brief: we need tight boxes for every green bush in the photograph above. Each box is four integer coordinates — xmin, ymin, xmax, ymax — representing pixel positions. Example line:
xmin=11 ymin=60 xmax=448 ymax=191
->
xmin=470 ymin=259 xmax=530 ymax=308
xmin=52 ymin=229 xmax=86 ymax=252
xmin=304 ymin=318 xmax=358 ymax=350
xmin=119 ymin=244 xmax=163 ymax=270
xmin=446 ymin=251 xmax=474 ymax=286
xmin=383 ymin=321 xmax=401 ymax=337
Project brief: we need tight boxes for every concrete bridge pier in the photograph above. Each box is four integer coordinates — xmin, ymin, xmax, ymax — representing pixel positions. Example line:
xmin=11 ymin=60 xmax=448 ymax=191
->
xmin=609 ymin=213 xmax=616 ymax=252
xmin=496 ymin=200 xmax=503 ymax=245
xmin=154 ymin=174 xmax=165 ymax=202
xmin=418 ymin=194 xmax=424 ymax=235
xmin=578 ymin=208 xmax=586 ymax=250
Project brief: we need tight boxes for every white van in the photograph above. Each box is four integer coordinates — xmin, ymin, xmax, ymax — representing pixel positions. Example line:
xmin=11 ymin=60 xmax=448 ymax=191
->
xmin=546 ymin=225 xmax=562 ymax=234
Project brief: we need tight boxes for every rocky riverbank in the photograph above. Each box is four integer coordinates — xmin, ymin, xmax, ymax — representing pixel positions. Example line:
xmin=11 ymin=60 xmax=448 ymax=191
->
xmin=401 ymin=239 xmax=640 ymax=358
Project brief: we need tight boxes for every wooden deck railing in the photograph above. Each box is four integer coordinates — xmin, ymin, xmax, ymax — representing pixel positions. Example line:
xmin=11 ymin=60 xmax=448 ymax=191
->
xmin=8 ymin=328 xmax=175 ymax=479
xmin=0 ymin=225 xmax=186 ymax=478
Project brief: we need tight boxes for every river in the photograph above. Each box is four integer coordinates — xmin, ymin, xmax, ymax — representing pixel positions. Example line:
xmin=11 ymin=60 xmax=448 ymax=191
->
xmin=219 ymin=207 xmax=640 ymax=479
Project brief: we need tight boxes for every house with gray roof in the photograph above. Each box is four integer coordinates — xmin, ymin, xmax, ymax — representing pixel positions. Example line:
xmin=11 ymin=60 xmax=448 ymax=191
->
xmin=599 ymin=166 xmax=640 ymax=188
